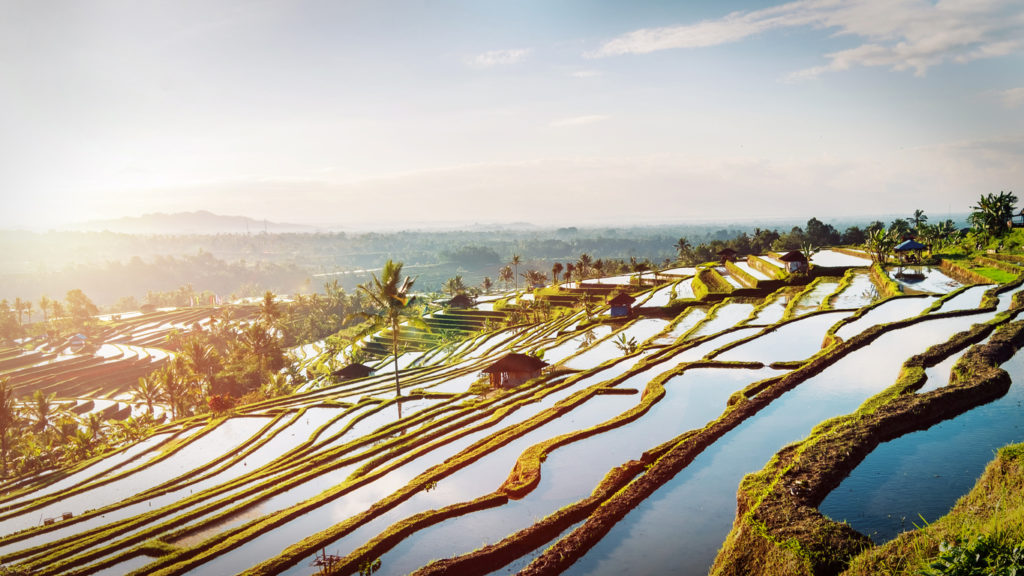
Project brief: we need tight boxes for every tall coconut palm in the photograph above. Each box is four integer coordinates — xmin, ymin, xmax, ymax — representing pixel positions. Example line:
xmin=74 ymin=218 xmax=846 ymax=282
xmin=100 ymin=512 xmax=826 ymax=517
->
xmin=481 ymin=277 xmax=493 ymax=294
xmin=510 ymin=254 xmax=521 ymax=291
xmin=565 ymin=263 xmax=576 ymax=287
xmin=551 ymin=262 xmax=563 ymax=287
xmin=577 ymin=253 xmax=593 ymax=282
xmin=0 ymin=378 xmax=19 ymax=477
xmin=39 ymin=295 xmax=51 ymax=324
xmin=675 ymin=237 xmax=692 ymax=264
xmin=498 ymin=266 xmax=514 ymax=290
xmin=356 ymin=260 xmax=422 ymax=397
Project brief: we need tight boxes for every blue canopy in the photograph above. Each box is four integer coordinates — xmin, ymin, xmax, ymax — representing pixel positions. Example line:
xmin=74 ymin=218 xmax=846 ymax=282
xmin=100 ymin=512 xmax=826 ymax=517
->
xmin=894 ymin=239 xmax=926 ymax=252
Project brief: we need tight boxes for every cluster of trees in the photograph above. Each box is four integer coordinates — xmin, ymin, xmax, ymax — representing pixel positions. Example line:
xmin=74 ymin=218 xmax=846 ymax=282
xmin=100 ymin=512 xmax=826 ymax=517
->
xmin=138 ymin=292 xmax=294 ymax=416
xmin=673 ymin=212 xmax=964 ymax=265
xmin=0 ymin=289 xmax=100 ymax=345
xmin=492 ymin=253 xmax=660 ymax=292
xmin=0 ymin=381 xmax=160 ymax=478
xmin=969 ymin=191 xmax=1018 ymax=237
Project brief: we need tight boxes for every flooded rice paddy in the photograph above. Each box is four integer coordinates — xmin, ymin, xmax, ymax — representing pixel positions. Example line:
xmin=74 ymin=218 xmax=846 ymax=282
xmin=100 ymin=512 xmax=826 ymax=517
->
xmin=1 ymin=269 xmax=1020 ymax=576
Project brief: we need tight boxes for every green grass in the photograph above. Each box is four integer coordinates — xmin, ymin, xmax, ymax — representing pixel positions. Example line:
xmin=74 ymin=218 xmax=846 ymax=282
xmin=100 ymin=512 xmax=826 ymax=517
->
xmin=970 ymin=267 xmax=1017 ymax=283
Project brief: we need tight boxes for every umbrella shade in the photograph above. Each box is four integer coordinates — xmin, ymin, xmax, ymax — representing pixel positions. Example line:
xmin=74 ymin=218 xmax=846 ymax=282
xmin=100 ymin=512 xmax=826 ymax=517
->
xmin=894 ymin=239 xmax=927 ymax=252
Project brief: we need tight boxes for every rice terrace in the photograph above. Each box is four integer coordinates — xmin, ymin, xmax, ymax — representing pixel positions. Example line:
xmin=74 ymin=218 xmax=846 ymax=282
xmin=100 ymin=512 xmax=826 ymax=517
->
xmin=3 ymin=1 xmax=1024 ymax=574
xmin=1 ymin=200 xmax=1024 ymax=576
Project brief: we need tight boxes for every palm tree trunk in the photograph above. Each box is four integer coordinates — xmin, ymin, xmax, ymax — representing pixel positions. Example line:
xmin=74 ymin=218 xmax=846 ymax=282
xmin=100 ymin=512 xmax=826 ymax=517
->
xmin=392 ymin=318 xmax=401 ymax=397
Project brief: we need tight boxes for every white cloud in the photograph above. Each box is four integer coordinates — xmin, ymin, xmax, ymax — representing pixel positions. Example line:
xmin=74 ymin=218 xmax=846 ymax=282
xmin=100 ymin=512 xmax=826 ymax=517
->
xmin=549 ymin=115 xmax=609 ymax=127
xmin=997 ymin=86 xmax=1024 ymax=108
xmin=467 ymin=48 xmax=530 ymax=68
xmin=590 ymin=0 xmax=1024 ymax=78
xmin=570 ymin=70 xmax=603 ymax=78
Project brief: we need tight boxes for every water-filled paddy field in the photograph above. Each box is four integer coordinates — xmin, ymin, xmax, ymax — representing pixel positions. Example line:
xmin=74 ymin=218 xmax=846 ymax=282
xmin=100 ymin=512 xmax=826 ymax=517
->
xmin=2 ymin=267 xmax=1022 ymax=576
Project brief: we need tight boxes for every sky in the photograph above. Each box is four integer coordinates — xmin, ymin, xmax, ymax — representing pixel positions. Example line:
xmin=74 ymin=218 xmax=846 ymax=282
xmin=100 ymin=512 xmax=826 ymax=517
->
xmin=2 ymin=0 xmax=1022 ymax=230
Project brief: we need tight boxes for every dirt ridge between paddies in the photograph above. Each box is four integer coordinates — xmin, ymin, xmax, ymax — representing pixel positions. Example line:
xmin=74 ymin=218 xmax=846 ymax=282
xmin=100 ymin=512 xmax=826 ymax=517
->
xmin=511 ymin=284 xmax=1012 ymax=576
xmin=709 ymin=285 xmax=1024 ymax=576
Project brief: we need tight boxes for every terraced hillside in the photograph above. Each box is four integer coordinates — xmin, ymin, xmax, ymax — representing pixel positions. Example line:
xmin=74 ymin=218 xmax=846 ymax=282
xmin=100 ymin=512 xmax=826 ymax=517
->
xmin=1 ymin=258 xmax=1022 ymax=576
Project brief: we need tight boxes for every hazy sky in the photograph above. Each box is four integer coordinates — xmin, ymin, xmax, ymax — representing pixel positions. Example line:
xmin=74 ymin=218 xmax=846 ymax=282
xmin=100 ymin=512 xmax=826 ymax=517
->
xmin=2 ymin=0 xmax=1022 ymax=229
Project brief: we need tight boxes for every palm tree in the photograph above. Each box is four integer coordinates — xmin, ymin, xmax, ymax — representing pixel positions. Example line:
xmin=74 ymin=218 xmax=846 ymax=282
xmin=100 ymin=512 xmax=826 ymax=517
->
xmin=39 ymin=295 xmax=51 ymax=324
xmin=132 ymin=375 xmax=163 ymax=415
xmin=909 ymin=209 xmax=928 ymax=232
xmin=551 ymin=262 xmax=563 ymax=287
xmin=27 ymin=390 xmax=59 ymax=436
xmin=24 ymin=302 xmax=32 ymax=325
xmin=154 ymin=365 xmax=189 ymax=420
xmin=180 ymin=336 xmax=221 ymax=397
xmin=521 ymin=270 xmax=547 ymax=290
xmin=259 ymin=291 xmax=282 ymax=326
xmin=481 ymin=277 xmax=493 ymax=294
xmin=577 ymin=253 xmax=593 ymax=283
xmin=443 ymin=275 xmax=466 ymax=297
xmin=0 ymin=378 xmax=20 ymax=477
xmin=357 ymin=260 xmax=421 ymax=397
xmin=510 ymin=254 xmax=521 ymax=291
xmin=565 ymin=262 xmax=576 ymax=287
xmin=498 ymin=266 xmax=514 ymax=290
xmin=675 ymin=237 xmax=692 ymax=264
xmin=13 ymin=298 xmax=24 ymax=326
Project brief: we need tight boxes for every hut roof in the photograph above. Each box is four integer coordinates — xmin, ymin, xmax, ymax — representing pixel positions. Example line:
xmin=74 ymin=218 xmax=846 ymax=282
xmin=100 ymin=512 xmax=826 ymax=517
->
xmin=778 ymin=250 xmax=808 ymax=262
xmin=332 ymin=363 xmax=374 ymax=379
xmin=717 ymin=248 xmax=737 ymax=257
xmin=608 ymin=293 xmax=637 ymax=306
xmin=448 ymin=293 xmax=474 ymax=308
xmin=894 ymin=239 xmax=927 ymax=251
xmin=481 ymin=353 xmax=548 ymax=374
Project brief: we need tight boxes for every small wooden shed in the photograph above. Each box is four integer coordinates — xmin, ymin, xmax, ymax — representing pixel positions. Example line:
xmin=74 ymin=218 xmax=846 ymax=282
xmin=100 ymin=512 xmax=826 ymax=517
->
xmin=778 ymin=250 xmax=809 ymax=273
xmin=717 ymin=248 xmax=737 ymax=264
xmin=332 ymin=363 xmax=375 ymax=380
xmin=482 ymin=353 xmax=548 ymax=388
xmin=607 ymin=293 xmax=637 ymax=318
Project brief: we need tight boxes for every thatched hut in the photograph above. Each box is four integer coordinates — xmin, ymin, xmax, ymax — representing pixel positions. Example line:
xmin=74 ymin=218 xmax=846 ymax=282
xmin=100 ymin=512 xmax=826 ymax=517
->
xmin=447 ymin=293 xmax=475 ymax=309
xmin=778 ymin=250 xmax=808 ymax=273
xmin=607 ymin=292 xmax=637 ymax=318
xmin=332 ymin=363 xmax=374 ymax=380
xmin=481 ymin=353 xmax=548 ymax=388
xmin=717 ymin=247 xmax=737 ymax=264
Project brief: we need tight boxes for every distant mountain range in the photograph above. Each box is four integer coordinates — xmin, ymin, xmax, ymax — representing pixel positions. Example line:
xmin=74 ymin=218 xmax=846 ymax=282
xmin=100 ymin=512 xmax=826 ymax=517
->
xmin=65 ymin=211 xmax=318 ymax=235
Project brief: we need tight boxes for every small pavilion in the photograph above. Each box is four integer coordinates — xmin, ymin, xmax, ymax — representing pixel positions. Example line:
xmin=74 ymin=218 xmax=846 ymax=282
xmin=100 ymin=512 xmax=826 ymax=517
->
xmin=717 ymin=248 xmax=737 ymax=264
xmin=482 ymin=353 xmax=548 ymax=389
xmin=778 ymin=250 xmax=809 ymax=273
xmin=894 ymin=239 xmax=927 ymax=276
xmin=607 ymin=293 xmax=637 ymax=318
xmin=332 ymin=363 xmax=375 ymax=380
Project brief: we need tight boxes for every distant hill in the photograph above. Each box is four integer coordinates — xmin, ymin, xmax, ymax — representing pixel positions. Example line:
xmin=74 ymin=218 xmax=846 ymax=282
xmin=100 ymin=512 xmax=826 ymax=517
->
xmin=65 ymin=211 xmax=317 ymax=235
